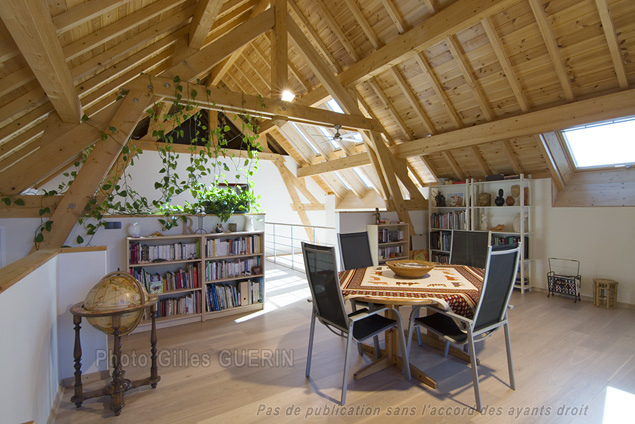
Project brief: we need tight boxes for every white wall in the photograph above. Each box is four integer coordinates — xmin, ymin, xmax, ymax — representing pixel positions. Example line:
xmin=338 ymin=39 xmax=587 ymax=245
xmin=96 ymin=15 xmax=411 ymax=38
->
xmin=0 ymin=258 xmax=58 ymax=424
xmin=532 ymin=178 xmax=635 ymax=304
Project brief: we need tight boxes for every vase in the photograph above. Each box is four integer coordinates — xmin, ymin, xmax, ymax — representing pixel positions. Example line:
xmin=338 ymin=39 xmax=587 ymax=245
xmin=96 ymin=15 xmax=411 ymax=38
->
xmin=244 ymin=215 xmax=255 ymax=232
xmin=506 ymin=195 xmax=515 ymax=206
xmin=495 ymin=189 xmax=505 ymax=206
xmin=127 ymin=221 xmax=141 ymax=237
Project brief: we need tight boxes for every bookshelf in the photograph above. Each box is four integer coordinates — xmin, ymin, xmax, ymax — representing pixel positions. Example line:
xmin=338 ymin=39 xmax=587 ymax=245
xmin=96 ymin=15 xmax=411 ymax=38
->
xmin=127 ymin=231 xmax=265 ymax=331
xmin=428 ymin=181 xmax=470 ymax=264
xmin=367 ymin=223 xmax=409 ymax=265
xmin=428 ymin=175 xmax=532 ymax=292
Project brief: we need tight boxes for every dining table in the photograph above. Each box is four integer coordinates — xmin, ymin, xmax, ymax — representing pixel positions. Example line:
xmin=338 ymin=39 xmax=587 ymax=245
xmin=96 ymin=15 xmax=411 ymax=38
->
xmin=338 ymin=263 xmax=485 ymax=388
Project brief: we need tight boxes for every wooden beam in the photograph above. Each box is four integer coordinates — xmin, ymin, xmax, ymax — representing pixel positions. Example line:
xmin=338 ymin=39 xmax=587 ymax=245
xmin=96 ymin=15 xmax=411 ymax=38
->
xmin=271 ymin=0 xmax=288 ymax=100
xmin=242 ymin=52 xmax=272 ymax=91
xmin=36 ymin=91 xmax=151 ymax=249
xmin=137 ymin=140 xmax=284 ymax=162
xmin=166 ymin=7 xmax=274 ymax=82
xmin=208 ymin=0 xmax=271 ymax=86
xmin=312 ymin=0 xmax=360 ymax=61
xmin=594 ymin=0 xmax=629 ymax=89
xmin=381 ymin=0 xmax=406 ymax=33
xmin=189 ymin=0 xmax=225 ymax=49
xmin=337 ymin=0 xmax=518 ymax=88
xmin=53 ymin=0 xmax=132 ymax=34
xmin=368 ymin=78 xmax=413 ymax=139
xmin=390 ymin=66 xmax=436 ymax=135
xmin=273 ymin=161 xmax=316 ymax=241
xmin=446 ymin=35 xmax=493 ymax=121
xmin=471 ymin=145 xmax=491 ymax=176
xmin=343 ymin=0 xmax=381 ymax=49
xmin=0 ymin=195 xmax=62 ymax=218
xmin=501 ymin=141 xmax=523 ymax=175
xmin=528 ymin=0 xmax=574 ymax=101
xmin=442 ymin=151 xmax=466 ymax=181
xmin=537 ymin=134 xmax=565 ymax=191
xmin=0 ymin=0 xmax=81 ymax=124
xmin=297 ymin=153 xmax=371 ymax=177
xmin=131 ymin=76 xmax=380 ymax=131
xmin=414 ymin=52 xmax=462 ymax=128
xmin=423 ymin=0 xmax=437 ymax=13
xmin=541 ymin=132 xmax=573 ymax=185
xmin=481 ymin=17 xmax=529 ymax=112
xmin=391 ymin=89 xmax=635 ymax=158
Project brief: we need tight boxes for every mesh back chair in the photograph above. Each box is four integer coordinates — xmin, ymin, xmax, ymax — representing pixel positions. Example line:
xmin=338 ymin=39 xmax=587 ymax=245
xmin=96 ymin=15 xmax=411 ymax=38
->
xmin=406 ymin=244 xmax=521 ymax=412
xmin=302 ymin=242 xmax=411 ymax=405
xmin=449 ymin=230 xmax=490 ymax=268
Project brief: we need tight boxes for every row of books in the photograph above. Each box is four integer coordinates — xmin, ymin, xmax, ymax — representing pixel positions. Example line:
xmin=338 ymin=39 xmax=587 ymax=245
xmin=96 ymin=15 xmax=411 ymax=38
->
xmin=430 ymin=231 xmax=452 ymax=252
xmin=377 ymin=229 xmax=404 ymax=243
xmin=205 ymin=257 xmax=261 ymax=281
xmin=205 ymin=235 xmax=261 ymax=257
xmin=205 ymin=280 xmax=262 ymax=312
xmin=430 ymin=211 xmax=467 ymax=230
xmin=130 ymin=264 xmax=199 ymax=294
xmin=129 ymin=241 xmax=199 ymax=264
xmin=492 ymin=235 xmax=529 ymax=257
xmin=144 ymin=291 xmax=202 ymax=319
xmin=378 ymin=246 xmax=404 ymax=260
xmin=430 ymin=253 xmax=450 ymax=264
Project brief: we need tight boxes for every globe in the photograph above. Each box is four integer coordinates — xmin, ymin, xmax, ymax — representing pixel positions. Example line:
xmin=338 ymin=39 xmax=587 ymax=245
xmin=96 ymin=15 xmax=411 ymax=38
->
xmin=84 ymin=271 xmax=150 ymax=335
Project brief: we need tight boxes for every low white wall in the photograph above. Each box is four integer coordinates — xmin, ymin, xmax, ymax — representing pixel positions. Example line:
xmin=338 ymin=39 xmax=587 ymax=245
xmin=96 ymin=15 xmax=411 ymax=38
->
xmin=0 ymin=258 xmax=58 ymax=424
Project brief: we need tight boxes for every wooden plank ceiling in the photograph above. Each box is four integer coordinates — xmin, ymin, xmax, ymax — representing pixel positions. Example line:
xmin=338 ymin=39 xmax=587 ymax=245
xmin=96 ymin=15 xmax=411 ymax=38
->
xmin=0 ymin=0 xmax=633 ymax=215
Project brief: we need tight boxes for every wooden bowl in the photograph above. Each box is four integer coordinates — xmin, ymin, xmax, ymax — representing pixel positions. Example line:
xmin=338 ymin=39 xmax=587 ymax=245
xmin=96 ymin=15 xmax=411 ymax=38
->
xmin=386 ymin=260 xmax=435 ymax=278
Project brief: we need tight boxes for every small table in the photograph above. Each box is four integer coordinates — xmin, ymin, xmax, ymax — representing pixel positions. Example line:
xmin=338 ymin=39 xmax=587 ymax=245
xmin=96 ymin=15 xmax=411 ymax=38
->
xmin=70 ymin=296 xmax=160 ymax=416
xmin=593 ymin=278 xmax=618 ymax=308
xmin=339 ymin=264 xmax=484 ymax=388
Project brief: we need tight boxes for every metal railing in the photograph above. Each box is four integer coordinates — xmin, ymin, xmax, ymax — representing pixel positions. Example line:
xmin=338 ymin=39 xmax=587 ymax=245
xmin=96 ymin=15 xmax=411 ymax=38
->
xmin=264 ymin=221 xmax=336 ymax=273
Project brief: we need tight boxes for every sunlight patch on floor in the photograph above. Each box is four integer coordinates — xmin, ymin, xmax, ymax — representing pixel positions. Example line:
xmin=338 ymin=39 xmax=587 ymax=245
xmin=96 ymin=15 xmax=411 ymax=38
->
xmin=603 ymin=386 xmax=634 ymax=424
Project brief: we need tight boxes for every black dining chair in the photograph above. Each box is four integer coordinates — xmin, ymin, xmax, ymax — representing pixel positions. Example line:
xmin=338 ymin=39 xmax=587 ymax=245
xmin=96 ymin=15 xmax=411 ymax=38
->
xmin=406 ymin=244 xmax=521 ymax=412
xmin=302 ymin=242 xmax=411 ymax=405
xmin=449 ymin=230 xmax=490 ymax=268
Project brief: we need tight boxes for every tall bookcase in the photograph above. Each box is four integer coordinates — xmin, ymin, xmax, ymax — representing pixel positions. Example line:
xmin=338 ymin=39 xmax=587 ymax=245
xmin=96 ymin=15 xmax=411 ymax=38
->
xmin=428 ymin=175 xmax=532 ymax=292
xmin=127 ymin=231 xmax=265 ymax=331
xmin=367 ymin=223 xmax=409 ymax=265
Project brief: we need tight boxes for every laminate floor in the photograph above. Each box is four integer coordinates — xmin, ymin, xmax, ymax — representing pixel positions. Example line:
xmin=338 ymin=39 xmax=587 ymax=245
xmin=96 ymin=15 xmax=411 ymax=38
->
xmin=53 ymin=263 xmax=635 ymax=423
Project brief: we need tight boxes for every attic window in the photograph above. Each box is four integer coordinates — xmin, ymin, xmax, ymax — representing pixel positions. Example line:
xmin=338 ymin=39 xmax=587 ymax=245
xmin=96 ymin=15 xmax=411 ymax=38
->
xmin=324 ymin=100 xmax=364 ymax=145
xmin=290 ymin=122 xmax=320 ymax=155
xmin=333 ymin=171 xmax=351 ymax=190
xmin=352 ymin=167 xmax=375 ymax=189
xmin=562 ymin=117 xmax=635 ymax=169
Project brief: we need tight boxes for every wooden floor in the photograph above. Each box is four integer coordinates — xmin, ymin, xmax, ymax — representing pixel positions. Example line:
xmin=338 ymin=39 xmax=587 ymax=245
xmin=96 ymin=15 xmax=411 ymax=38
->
xmin=53 ymin=263 xmax=635 ymax=424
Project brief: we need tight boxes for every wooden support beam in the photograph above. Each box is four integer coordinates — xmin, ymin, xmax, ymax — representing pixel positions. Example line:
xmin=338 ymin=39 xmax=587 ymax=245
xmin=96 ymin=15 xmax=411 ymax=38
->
xmin=528 ymin=0 xmax=574 ymax=101
xmin=337 ymin=0 xmax=518 ymax=88
xmin=415 ymin=52 xmax=463 ymax=128
xmin=594 ymin=0 xmax=629 ymax=89
xmin=541 ymin=132 xmax=573 ymax=186
xmin=442 ymin=151 xmax=466 ymax=181
xmin=242 ymin=52 xmax=272 ymax=91
xmin=391 ymin=89 xmax=635 ymax=159
xmin=343 ymin=0 xmax=381 ymax=49
xmin=471 ymin=145 xmax=491 ymax=176
xmin=0 ymin=195 xmax=62 ymax=218
xmin=312 ymin=0 xmax=359 ymax=61
xmin=137 ymin=140 xmax=283 ymax=162
xmin=481 ymin=17 xmax=529 ymax=112
xmin=368 ymin=78 xmax=413 ymax=139
xmin=189 ymin=0 xmax=225 ymax=49
xmin=53 ymin=0 xmax=132 ymax=34
xmin=0 ymin=0 xmax=81 ymax=124
xmin=167 ymin=7 xmax=274 ymax=82
xmin=36 ymin=91 xmax=151 ymax=249
xmin=271 ymin=0 xmax=288 ymax=100
xmin=537 ymin=134 xmax=565 ymax=191
xmin=390 ymin=66 xmax=436 ymax=135
xmin=130 ymin=76 xmax=380 ymax=132
xmin=446 ymin=35 xmax=493 ymax=121
xmin=501 ymin=141 xmax=523 ymax=175
xmin=423 ymin=0 xmax=437 ymax=13
xmin=208 ymin=0 xmax=271 ymax=85
xmin=273 ymin=161 xmax=317 ymax=241
xmin=297 ymin=153 xmax=371 ymax=177
xmin=381 ymin=0 xmax=406 ymax=33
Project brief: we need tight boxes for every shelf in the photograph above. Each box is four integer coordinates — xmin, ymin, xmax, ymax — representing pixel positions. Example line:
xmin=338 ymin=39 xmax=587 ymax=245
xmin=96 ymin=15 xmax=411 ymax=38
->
xmin=205 ymin=273 xmax=264 ymax=284
xmin=205 ymin=302 xmax=263 ymax=318
xmin=377 ymin=241 xmax=407 ymax=246
xmin=205 ymin=253 xmax=263 ymax=260
xmin=153 ymin=287 xmax=202 ymax=296
xmin=129 ymin=258 xmax=200 ymax=267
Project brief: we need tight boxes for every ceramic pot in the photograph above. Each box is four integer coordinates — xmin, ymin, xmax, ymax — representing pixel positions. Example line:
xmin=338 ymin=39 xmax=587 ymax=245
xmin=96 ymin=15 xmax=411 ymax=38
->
xmin=127 ymin=221 xmax=141 ymax=237
xmin=495 ymin=189 xmax=505 ymax=206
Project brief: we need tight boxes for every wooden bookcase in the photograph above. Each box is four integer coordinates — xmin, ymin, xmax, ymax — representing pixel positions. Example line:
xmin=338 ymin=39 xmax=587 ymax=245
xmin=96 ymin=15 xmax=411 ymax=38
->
xmin=367 ymin=223 xmax=410 ymax=265
xmin=127 ymin=231 xmax=265 ymax=332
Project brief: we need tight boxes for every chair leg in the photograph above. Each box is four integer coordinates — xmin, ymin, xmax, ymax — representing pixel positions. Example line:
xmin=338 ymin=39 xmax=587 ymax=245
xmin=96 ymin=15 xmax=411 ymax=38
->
xmin=341 ymin=330 xmax=354 ymax=405
xmin=503 ymin=322 xmax=516 ymax=390
xmin=405 ymin=306 xmax=418 ymax=355
xmin=306 ymin=313 xmax=316 ymax=378
xmin=443 ymin=341 xmax=450 ymax=358
xmin=411 ymin=306 xmax=423 ymax=346
xmin=394 ymin=312 xmax=411 ymax=380
xmin=467 ymin=329 xmax=482 ymax=413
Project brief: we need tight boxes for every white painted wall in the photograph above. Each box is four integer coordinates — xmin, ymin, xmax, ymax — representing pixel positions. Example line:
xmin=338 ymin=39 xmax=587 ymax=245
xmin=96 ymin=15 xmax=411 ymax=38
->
xmin=0 ymin=258 xmax=58 ymax=424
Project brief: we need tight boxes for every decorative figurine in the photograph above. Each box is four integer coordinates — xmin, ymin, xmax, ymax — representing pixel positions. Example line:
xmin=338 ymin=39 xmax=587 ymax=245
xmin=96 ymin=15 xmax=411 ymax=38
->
xmin=434 ymin=191 xmax=446 ymax=207
xmin=495 ymin=189 xmax=505 ymax=206
xmin=373 ymin=207 xmax=381 ymax=225
xmin=506 ymin=195 xmax=515 ymax=206
xmin=215 ymin=223 xmax=224 ymax=233
xmin=478 ymin=192 xmax=491 ymax=206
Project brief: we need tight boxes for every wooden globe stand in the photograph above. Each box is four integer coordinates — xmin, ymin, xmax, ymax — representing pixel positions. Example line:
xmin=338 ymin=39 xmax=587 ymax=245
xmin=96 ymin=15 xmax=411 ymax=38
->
xmin=70 ymin=294 xmax=159 ymax=416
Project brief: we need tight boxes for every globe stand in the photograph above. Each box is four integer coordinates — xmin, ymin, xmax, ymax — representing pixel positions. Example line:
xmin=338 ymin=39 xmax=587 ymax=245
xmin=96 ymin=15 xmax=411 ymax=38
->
xmin=70 ymin=296 xmax=160 ymax=416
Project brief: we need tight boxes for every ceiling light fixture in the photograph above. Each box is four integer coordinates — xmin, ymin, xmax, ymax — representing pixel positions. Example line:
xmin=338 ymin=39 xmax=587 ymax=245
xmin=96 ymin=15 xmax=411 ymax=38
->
xmin=281 ymin=90 xmax=295 ymax=102
xmin=333 ymin=124 xmax=342 ymax=142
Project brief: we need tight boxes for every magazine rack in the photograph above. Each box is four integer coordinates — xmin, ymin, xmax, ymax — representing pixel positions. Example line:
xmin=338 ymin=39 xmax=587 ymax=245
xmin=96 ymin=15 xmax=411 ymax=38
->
xmin=547 ymin=258 xmax=581 ymax=303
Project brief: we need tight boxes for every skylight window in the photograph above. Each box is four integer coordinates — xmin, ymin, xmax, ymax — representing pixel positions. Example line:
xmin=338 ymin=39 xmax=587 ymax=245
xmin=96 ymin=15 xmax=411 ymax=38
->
xmin=333 ymin=171 xmax=351 ymax=190
xmin=289 ymin=122 xmax=320 ymax=155
xmin=562 ymin=117 xmax=635 ymax=169
xmin=324 ymin=99 xmax=364 ymax=145
xmin=353 ymin=167 xmax=374 ymax=189
xmin=317 ymin=126 xmax=342 ymax=150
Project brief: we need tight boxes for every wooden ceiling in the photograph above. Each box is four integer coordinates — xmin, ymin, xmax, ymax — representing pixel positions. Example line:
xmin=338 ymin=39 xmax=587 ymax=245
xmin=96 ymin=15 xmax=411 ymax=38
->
xmin=0 ymin=0 xmax=634 ymax=235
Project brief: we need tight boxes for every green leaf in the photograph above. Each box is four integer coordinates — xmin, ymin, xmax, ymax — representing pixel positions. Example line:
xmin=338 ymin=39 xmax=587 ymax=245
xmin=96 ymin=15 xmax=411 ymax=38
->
xmin=173 ymin=76 xmax=180 ymax=83
xmin=102 ymin=183 xmax=112 ymax=190
xmin=15 ymin=198 xmax=25 ymax=206
xmin=2 ymin=197 xmax=10 ymax=206
xmin=224 ymin=125 xmax=230 ymax=132
xmin=34 ymin=233 xmax=44 ymax=243
xmin=44 ymin=221 xmax=53 ymax=232
xmin=81 ymin=114 xmax=89 ymax=122
xmin=109 ymin=126 xmax=116 ymax=133
xmin=76 ymin=235 xmax=84 ymax=244
xmin=101 ymin=133 xmax=108 ymax=141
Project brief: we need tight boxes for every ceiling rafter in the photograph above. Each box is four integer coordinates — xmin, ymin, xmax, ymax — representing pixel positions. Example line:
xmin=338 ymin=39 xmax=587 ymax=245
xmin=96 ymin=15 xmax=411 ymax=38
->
xmin=242 ymin=51 xmax=272 ymax=92
xmin=594 ymin=0 xmax=629 ymax=89
xmin=380 ymin=0 xmax=407 ymax=33
xmin=528 ymin=0 xmax=575 ymax=101
xmin=442 ymin=151 xmax=465 ymax=181
xmin=342 ymin=0 xmax=381 ymax=50
xmin=367 ymin=78 xmax=413 ymax=140
xmin=501 ymin=140 xmax=523 ymax=175
xmin=0 ymin=0 xmax=81 ymax=124
xmin=389 ymin=66 xmax=436 ymax=135
xmin=189 ymin=0 xmax=225 ymax=49
xmin=312 ymin=0 xmax=360 ymax=62
xmin=271 ymin=0 xmax=288 ymax=100
xmin=53 ymin=0 xmax=132 ymax=34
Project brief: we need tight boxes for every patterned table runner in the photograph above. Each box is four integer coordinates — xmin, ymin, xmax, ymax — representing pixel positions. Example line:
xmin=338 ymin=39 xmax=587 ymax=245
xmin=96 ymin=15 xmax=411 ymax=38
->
xmin=339 ymin=265 xmax=484 ymax=318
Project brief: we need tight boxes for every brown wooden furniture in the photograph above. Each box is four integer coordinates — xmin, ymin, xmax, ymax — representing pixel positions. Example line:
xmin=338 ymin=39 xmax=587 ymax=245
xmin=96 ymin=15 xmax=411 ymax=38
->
xmin=593 ymin=278 xmax=618 ymax=308
xmin=69 ymin=296 xmax=160 ymax=416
